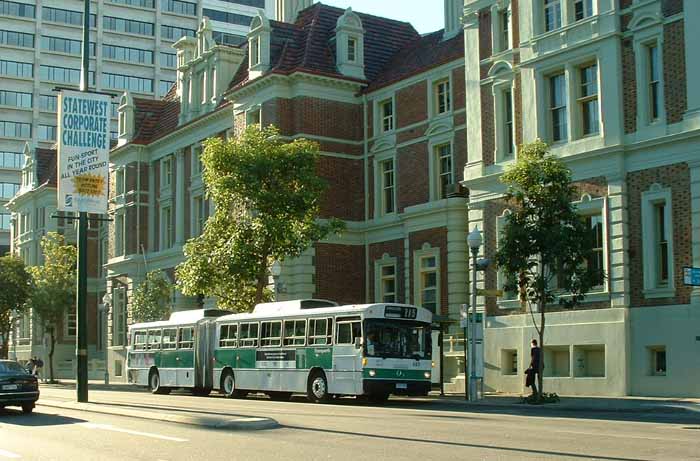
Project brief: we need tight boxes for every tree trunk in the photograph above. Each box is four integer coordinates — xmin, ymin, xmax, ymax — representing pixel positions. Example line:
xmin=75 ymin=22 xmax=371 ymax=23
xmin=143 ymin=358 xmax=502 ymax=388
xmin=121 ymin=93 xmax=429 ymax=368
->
xmin=48 ymin=327 xmax=56 ymax=383
xmin=254 ymin=265 xmax=267 ymax=305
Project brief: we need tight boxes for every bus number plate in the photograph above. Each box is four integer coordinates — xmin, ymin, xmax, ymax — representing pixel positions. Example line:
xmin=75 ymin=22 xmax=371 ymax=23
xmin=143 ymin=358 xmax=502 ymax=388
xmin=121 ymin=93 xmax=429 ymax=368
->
xmin=396 ymin=383 xmax=407 ymax=390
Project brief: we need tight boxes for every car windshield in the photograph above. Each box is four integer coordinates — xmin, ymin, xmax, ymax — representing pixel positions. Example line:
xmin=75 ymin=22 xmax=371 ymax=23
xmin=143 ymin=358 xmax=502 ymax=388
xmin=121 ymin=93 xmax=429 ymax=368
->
xmin=364 ymin=320 xmax=431 ymax=360
xmin=0 ymin=361 xmax=28 ymax=374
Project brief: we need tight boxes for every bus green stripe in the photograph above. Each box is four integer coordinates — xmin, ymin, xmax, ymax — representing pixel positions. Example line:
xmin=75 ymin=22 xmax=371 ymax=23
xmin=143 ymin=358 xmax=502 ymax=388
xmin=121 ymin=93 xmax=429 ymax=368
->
xmin=214 ymin=347 xmax=333 ymax=370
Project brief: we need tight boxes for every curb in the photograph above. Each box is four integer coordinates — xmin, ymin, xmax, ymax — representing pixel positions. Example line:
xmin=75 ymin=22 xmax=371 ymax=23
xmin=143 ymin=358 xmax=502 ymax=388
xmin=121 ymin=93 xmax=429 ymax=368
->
xmin=37 ymin=399 xmax=279 ymax=430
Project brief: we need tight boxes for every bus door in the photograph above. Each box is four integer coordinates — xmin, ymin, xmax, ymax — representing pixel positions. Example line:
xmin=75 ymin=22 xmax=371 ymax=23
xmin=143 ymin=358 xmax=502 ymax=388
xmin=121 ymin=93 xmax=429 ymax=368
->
xmin=332 ymin=317 xmax=362 ymax=394
xmin=194 ymin=320 xmax=214 ymax=389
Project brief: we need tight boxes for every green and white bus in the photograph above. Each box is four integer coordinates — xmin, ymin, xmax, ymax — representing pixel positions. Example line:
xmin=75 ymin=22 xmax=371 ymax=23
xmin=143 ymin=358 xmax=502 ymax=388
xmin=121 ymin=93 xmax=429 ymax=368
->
xmin=127 ymin=299 xmax=433 ymax=403
xmin=212 ymin=300 xmax=433 ymax=402
xmin=127 ymin=308 xmax=230 ymax=395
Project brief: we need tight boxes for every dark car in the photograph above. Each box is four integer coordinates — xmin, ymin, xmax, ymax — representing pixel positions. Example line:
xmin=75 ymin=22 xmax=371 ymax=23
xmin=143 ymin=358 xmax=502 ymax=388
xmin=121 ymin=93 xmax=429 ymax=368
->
xmin=0 ymin=360 xmax=39 ymax=414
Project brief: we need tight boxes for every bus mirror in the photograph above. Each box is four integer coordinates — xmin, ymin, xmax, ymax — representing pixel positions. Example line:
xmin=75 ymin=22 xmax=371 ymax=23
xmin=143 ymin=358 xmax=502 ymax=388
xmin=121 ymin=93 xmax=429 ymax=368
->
xmin=354 ymin=337 xmax=361 ymax=349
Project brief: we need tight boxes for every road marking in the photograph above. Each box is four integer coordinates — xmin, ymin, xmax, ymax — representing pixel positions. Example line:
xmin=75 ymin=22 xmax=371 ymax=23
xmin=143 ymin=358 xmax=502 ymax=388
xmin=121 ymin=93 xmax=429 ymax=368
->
xmin=79 ymin=423 xmax=188 ymax=442
xmin=0 ymin=448 xmax=21 ymax=459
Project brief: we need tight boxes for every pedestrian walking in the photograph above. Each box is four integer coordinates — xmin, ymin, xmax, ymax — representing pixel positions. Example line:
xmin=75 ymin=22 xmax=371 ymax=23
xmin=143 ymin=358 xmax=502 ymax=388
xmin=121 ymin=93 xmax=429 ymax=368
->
xmin=35 ymin=357 xmax=44 ymax=381
xmin=525 ymin=339 xmax=541 ymax=397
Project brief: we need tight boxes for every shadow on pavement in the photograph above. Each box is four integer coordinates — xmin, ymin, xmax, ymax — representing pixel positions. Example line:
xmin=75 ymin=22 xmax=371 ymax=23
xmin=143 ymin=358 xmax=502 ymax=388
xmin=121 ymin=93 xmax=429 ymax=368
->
xmin=0 ymin=408 xmax=87 ymax=426
xmin=282 ymin=424 xmax=655 ymax=461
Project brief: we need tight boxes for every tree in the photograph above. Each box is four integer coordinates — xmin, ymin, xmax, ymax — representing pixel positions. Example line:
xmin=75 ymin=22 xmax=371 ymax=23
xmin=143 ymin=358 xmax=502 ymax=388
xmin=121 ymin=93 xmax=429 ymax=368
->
xmin=495 ymin=140 xmax=602 ymax=401
xmin=27 ymin=233 xmax=76 ymax=383
xmin=177 ymin=126 xmax=344 ymax=312
xmin=0 ymin=256 xmax=32 ymax=359
xmin=131 ymin=270 xmax=173 ymax=323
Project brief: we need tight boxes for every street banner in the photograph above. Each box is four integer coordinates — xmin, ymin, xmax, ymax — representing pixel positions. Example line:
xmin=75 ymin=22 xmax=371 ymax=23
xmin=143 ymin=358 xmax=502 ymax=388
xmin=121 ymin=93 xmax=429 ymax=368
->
xmin=57 ymin=89 xmax=110 ymax=214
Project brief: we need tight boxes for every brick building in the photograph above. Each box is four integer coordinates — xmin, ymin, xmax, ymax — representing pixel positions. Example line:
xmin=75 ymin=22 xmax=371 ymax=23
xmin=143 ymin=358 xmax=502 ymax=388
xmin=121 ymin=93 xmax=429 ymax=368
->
xmin=463 ymin=0 xmax=700 ymax=396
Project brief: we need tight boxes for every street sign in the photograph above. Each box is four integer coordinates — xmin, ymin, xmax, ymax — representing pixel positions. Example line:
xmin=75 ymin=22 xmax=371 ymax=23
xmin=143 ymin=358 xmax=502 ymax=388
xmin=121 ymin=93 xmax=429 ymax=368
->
xmin=57 ymin=89 xmax=110 ymax=214
xmin=477 ymin=288 xmax=503 ymax=297
xmin=683 ymin=267 xmax=700 ymax=286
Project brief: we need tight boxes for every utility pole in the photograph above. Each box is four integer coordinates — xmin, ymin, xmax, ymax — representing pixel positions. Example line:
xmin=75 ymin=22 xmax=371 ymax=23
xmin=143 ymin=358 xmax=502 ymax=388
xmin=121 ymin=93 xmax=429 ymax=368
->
xmin=75 ymin=0 xmax=91 ymax=403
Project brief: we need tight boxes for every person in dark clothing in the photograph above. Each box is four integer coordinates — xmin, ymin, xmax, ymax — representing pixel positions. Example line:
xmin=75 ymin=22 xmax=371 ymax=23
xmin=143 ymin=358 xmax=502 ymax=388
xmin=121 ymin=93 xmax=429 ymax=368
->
xmin=527 ymin=339 xmax=542 ymax=396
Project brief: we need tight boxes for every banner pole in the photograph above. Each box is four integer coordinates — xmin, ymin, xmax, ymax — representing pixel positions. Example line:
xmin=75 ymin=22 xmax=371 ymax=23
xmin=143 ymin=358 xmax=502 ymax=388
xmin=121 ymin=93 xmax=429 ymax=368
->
xmin=75 ymin=0 xmax=91 ymax=404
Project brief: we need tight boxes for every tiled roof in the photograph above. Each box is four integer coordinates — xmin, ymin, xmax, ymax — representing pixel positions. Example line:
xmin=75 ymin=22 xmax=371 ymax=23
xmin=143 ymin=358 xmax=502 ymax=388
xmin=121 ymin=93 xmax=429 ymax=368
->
xmin=35 ymin=148 xmax=57 ymax=188
xmin=131 ymin=98 xmax=181 ymax=145
xmin=365 ymin=29 xmax=464 ymax=93
xmin=228 ymin=3 xmax=421 ymax=91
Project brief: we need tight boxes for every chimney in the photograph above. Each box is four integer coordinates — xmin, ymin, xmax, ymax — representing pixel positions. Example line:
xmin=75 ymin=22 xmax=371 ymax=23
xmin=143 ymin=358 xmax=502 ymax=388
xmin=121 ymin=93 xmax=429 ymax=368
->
xmin=275 ymin=0 xmax=312 ymax=23
xmin=443 ymin=0 xmax=463 ymax=40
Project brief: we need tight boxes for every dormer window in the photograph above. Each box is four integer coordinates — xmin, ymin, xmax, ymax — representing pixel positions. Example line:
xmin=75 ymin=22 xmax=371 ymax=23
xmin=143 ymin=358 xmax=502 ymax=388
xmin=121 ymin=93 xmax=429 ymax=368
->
xmin=117 ymin=92 xmax=135 ymax=146
xmin=250 ymin=37 xmax=259 ymax=66
xmin=347 ymin=37 xmax=356 ymax=62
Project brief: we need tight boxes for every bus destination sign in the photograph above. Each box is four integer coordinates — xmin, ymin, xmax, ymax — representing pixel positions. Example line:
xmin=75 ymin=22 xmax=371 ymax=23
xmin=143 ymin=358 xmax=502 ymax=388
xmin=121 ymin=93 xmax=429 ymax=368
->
xmin=384 ymin=306 xmax=418 ymax=319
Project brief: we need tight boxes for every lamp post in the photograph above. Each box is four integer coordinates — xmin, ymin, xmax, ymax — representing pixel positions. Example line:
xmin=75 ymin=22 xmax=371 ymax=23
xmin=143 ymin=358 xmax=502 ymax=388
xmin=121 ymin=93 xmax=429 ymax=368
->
xmin=467 ymin=226 xmax=483 ymax=401
xmin=99 ymin=292 xmax=112 ymax=385
xmin=270 ymin=261 xmax=282 ymax=302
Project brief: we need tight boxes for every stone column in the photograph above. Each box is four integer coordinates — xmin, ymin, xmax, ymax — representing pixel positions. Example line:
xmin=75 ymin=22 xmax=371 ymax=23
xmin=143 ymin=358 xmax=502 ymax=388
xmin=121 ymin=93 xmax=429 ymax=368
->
xmin=607 ymin=176 xmax=630 ymax=308
xmin=175 ymin=148 xmax=186 ymax=246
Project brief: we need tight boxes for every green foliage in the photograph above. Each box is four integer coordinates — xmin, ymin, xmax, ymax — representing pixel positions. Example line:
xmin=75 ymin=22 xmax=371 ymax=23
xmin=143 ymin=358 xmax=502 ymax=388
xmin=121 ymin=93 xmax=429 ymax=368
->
xmin=520 ymin=392 xmax=560 ymax=405
xmin=0 ymin=256 xmax=32 ymax=358
xmin=177 ymin=125 xmax=344 ymax=312
xmin=27 ymin=232 xmax=76 ymax=382
xmin=495 ymin=140 xmax=602 ymax=310
xmin=131 ymin=270 xmax=172 ymax=323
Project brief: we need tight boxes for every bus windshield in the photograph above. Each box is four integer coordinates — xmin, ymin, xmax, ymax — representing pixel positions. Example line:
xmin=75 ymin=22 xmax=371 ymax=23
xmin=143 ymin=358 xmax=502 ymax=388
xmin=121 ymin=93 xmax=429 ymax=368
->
xmin=364 ymin=320 xmax=431 ymax=360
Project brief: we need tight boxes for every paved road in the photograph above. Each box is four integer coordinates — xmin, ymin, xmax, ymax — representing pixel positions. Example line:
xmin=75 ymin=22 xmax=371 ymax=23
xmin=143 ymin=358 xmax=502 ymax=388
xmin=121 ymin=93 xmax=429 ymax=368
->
xmin=0 ymin=387 xmax=698 ymax=461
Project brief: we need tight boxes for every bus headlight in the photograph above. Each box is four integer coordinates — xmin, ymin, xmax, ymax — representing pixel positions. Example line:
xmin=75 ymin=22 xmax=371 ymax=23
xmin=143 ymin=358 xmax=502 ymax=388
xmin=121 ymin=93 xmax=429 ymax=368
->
xmin=362 ymin=358 xmax=367 ymax=366
xmin=431 ymin=361 xmax=435 ymax=368
xmin=424 ymin=371 xmax=431 ymax=379
xmin=369 ymin=369 xmax=376 ymax=377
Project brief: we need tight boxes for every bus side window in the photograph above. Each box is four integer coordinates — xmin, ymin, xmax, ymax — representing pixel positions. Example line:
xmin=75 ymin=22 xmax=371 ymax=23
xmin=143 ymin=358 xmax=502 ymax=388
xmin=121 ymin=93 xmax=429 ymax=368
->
xmin=219 ymin=324 xmax=237 ymax=348
xmin=261 ymin=321 xmax=282 ymax=347
xmin=162 ymin=329 xmax=177 ymax=350
xmin=336 ymin=321 xmax=361 ymax=345
xmin=147 ymin=329 xmax=162 ymax=350
xmin=327 ymin=318 xmax=334 ymax=345
xmin=308 ymin=318 xmax=325 ymax=345
xmin=240 ymin=322 xmax=259 ymax=348
xmin=284 ymin=319 xmax=305 ymax=346
xmin=178 ymin=327 xmax=194 ymax=349
xmin=134 ymin=330 xmax=147 ymax=350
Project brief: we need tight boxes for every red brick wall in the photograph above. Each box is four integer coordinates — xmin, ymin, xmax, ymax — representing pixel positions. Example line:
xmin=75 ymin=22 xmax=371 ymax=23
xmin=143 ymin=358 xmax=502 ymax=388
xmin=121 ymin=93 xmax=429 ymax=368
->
xmin=514 ymin=74 xmax=523 ymax=150
xmin=267 ymin=97 xmax=363 ymax=141
xmin=153 ymin=160 xmax=160 ymax=251
xmin=621 ymin=38 xmax=637 ymax=134
xmin=184 ymin=147 xmax=191 ymax=239
xmin=317 ymin=156 xmax=364 ymax=221
xmin=367 ymin=158 xmax=374 ymax=218
xmin=511 ymin=0 xmax=520 ymax=46
xmin=481 ymin=83 xmax=495 ymax=166
xmin=396 ymin=81 xmax=427 ymax=128
xmin=452 ymin=66 xmax=466 ymax=111
xmin=619 ymin=0 xmax=633 ymax=9
xmin=454 ymin=127 xmax=468 ymax=180
xmin=663 ymin=20 xmax=687 ymax=125
xmin=397 ymin=140 xmax=429 ymax=211
xmin=368 ymin=239 xmax=405 ymax=303
xmin=315 ymin=243 xmax=365 ymax=304
xmin=408 ymin=228 xmax=448 ymax=315
xmin=627 ymin=163 xmax=692 ymax=307
xmin=574 ymin=176 xmax=608 ymax=198
xmin=479 ymin=9 xmax=492 ymax=61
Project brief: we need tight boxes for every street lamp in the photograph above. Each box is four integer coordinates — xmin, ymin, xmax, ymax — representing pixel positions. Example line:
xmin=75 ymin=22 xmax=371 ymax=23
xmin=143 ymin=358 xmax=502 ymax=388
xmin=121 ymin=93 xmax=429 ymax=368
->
xmin=99 ymin=292 xmax=112 ymax=385
xmin=467 ymin=226 xmax=483 ymax=401
xmin=270 ymin=261 xmax=282 ymax=302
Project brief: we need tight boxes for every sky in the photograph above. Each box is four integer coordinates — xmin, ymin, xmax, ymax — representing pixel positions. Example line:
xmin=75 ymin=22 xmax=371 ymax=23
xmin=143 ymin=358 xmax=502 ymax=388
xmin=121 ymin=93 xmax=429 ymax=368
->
xmin=318 ymin=0 xmax=445 ymax=34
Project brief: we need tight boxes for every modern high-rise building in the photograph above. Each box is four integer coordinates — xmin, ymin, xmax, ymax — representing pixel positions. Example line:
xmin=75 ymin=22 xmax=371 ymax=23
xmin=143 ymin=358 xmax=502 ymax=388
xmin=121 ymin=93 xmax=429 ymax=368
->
xmin=0 ymin=0 xmax=274 ymax=255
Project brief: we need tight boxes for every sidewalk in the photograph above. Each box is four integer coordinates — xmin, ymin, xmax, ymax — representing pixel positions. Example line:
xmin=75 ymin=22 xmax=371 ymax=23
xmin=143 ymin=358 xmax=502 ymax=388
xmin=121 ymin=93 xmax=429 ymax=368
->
xmin=416 ymin=391 xmax=700 ymax=414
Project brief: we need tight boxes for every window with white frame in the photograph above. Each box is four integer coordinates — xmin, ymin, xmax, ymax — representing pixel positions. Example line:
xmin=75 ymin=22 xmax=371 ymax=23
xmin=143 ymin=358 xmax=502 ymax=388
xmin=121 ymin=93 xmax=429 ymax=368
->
xmin=499 ymin=9 xmax=510 ymax=52
xmin=416 ymin=253 xmax=439 ymax=313
xmin=114 ymin=212 xmax=125 ymax=256
xmin=192 ymin=195 xmax=206 ymax=236
xmin=112 ymin=287 xmax=127 ymax=346
xmin=65 ymin=308 xmax=77 ymax=337
xmin=435 ymin=143 xmax=453 ymax=199
xmin=115 ymin=168 xmax=125 ymax=196
xmin=584 ymin=212 xmax=605 ymax=288
xmin=380 ymin=158 xmax=395 ymax=214
xmin=498 ymin=87 xmax=515 ymax=159
xmin=647 ymin=43 xmax=661 ymax=123
xmin=434 ymin=79 xmax=451 ymax=115
xmin=161 ymin=156 xmax=172 ymax=188
xmin=192 ymin=144 xmax=203 ymax=176
xmin=380 ymin=99 xmax=394 ymax=132
xmin=347 ymin=37 xmax=356 ymax=62
xmin=161 ymin=205 xmax=173 ymax=250
xmin=200 ymin=71 xmax=207 ymax=104
xmin=641 ymin=185 xmax=674 ymax=295
xmin=544 ymin=0 xmax=562 ymax=32
xmin=573 ymin=0 xmax=593 ymax=21
xmin=549 ymin=72 xmax=568 ymax=142
xmin=378 ymin=263 xmax=397 ymax=303
xmin=578 ymin=63 xmax=599 ymax=137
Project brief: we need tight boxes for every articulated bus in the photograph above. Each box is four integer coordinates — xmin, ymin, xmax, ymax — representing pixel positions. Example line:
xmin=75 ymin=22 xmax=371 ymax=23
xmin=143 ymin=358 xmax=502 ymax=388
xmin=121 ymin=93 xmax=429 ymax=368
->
xmin=127 ymin=299 xmax=433 ymax=403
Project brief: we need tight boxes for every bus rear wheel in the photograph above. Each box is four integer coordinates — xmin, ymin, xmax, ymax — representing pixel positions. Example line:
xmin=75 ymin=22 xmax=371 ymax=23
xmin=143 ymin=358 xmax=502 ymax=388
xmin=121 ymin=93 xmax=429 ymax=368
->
xmin=149 ymin=369 xmax=170 ymax=395
xmin=221 ymin=370 xmax=246 ymax=399
xmin=307 ymin=371 xmax=329 ymax=403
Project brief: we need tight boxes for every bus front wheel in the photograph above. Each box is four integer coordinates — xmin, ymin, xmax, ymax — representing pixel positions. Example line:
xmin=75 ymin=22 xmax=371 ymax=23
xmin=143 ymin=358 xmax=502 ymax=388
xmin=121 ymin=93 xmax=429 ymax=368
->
xmin=149 ymin=369 xmax=170 ymax=395
xmin=307 ymin=371 xmax=329 ymax=403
